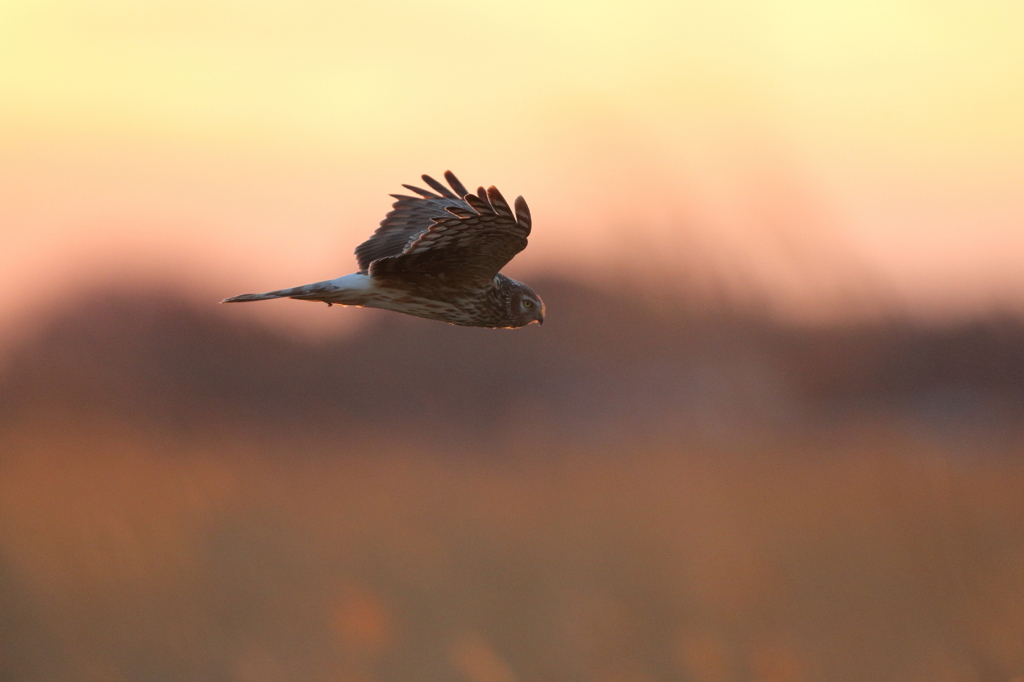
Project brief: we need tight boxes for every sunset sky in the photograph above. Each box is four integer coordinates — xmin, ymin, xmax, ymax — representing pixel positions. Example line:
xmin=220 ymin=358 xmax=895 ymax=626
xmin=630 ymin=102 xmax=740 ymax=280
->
xmin=2 ymin=0 xmax=1022 ymax=332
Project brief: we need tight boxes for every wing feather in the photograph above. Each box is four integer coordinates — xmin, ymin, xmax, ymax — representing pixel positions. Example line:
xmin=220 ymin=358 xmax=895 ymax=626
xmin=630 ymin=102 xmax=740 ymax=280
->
xmin=401 ymin=183 xmax=441 ymax=199
xmin=486 ymin=186 xmax=514 ymax=218
xmin=354 ymin=172 xmax=532 ymax=285
xmin=464 ymin=191 xmax=491 ymax=214
xmin=356 ymin=173 xmax=532 ymax=286
xmin=354 ymin=172 xmax=472 ymax=272
xmin=421 ymin=174 xmax=458 ymax=199
xmin=445 ymin=205 xmax=479 ymax=219
xmin=368 ymin=183 xmax=532 ymax=287
xmin=514 ymin=195 xmax=531 ymax=232
xmin=444 ymin=170 xmax=469 ymax=197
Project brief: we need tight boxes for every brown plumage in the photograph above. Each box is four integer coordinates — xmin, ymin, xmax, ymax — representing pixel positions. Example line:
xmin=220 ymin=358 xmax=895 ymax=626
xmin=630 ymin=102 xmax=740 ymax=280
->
xmin=222 ymin=171 xmax=545 ymax=329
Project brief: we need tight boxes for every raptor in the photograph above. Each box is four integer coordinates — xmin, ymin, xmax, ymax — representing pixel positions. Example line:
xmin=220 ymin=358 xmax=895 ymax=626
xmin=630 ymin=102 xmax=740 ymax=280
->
xmin=223 ymin=171 xmax=544 ymax=328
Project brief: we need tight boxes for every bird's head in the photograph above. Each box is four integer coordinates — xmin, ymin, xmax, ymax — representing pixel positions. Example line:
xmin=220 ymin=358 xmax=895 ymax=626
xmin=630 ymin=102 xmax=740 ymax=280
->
xmin=511 ymin=283 xmax=545 ymax=327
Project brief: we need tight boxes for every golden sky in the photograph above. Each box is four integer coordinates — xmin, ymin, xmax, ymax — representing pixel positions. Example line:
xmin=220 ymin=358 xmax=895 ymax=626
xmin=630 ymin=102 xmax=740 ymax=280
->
xmin=2 ymin=0 xmax=1023 ymax=329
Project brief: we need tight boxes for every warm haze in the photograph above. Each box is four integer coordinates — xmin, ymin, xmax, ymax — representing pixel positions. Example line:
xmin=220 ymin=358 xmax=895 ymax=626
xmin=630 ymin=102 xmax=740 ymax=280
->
xmin=3 ymin=3 xmax=1024 ymax=680
xmin=2 ymin=0 xmax=1023 ymax=334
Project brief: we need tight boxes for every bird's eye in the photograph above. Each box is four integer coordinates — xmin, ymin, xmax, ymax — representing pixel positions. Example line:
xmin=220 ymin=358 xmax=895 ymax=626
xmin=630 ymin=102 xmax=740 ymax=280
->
xmin=523 ymin=299 xmax=533 ymax=308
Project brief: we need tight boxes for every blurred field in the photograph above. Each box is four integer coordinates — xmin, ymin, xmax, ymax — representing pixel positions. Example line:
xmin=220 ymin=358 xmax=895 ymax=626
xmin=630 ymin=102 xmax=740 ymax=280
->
xmin=3 ymin=428 xmax=1024 ymax=681
xmin=2 ymin=278 xmax=1024 ymax=682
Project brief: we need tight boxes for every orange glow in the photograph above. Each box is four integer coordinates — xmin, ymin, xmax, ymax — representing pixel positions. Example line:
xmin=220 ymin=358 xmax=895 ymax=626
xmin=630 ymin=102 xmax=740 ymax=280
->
xmin=331 ymin=584 xmax=393 ymax=657
xmin=1 ymin=0 xmax=1023 ymax=328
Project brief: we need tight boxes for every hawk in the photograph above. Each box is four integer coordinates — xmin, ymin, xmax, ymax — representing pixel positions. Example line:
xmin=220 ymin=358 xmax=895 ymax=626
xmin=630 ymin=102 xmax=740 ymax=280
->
xmin=223 ymin=171 xmax=545 ymax=328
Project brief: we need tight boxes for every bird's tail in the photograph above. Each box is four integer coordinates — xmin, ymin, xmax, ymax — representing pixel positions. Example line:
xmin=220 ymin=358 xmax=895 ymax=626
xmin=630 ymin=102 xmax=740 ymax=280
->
xmin=221 ymin=291 xmax=280 ymax=302
xmin=221 ymin=280 xmax=337 ymax=303
xmin=221 ymin=274 xmax=371 ymax=304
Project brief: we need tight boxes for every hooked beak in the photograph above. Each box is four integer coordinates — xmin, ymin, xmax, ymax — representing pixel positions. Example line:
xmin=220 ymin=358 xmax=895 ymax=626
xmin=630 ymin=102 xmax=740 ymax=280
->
xmin=536 ymin=302 xmax=545 ymax=325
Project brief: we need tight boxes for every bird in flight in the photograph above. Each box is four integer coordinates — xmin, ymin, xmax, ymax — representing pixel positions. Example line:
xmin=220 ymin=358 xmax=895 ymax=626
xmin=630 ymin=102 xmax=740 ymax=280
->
xmin=223 ymin=171 xmax=544 ymax=328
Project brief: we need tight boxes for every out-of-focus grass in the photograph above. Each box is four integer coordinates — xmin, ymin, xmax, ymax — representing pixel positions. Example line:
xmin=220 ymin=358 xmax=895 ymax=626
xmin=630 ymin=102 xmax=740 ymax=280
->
xmin=2 ymin=282 xmax=1023 ymax=680
xmin=2 ymin=425 xmax=1022 ymax=682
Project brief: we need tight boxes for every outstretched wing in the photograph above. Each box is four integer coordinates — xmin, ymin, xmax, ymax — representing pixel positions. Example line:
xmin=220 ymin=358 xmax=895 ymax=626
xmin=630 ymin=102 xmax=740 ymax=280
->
xmin=362 ymin=175 xmax=532 ymax=289
xmin=355 ymin=171 xmax=473 ymax=272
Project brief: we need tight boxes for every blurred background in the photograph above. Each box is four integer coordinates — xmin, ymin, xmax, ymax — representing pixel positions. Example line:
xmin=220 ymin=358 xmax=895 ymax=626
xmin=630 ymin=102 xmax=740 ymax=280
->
xmin=2 ymin=1 xmax=1024 ymax=680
